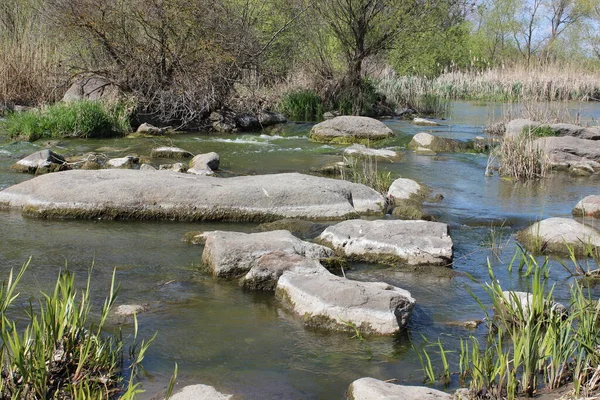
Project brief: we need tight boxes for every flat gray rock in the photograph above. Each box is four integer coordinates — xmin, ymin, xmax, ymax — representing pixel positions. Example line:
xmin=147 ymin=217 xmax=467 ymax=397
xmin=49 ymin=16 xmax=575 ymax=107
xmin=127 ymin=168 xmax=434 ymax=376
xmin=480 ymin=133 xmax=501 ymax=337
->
xmin=317 ymin=219 xmax=453 ymax=267
xmin=348 ymin=377 xmax=451 ymax=400
xmin=549 ymin=123 xmax=600 ymax=140
xmin=0 ymin=170 xmax=385 ymax=221
xmin=276 ymin=270 xmax=415 ymax=334
xmin=168 ymin=384 xmax=232 ymax=400
xmin=573 ymin=195 xmax=600 ymax=218
xmin=200 ymin=230 xmax=333 ymax=280
xmin=106 ymin=156 xmax=139 ymax=169
xmin=344 ymin=144 xmax=398 ymax=159
xmin=11 ymin=150 xmax=69 ymax=174
xmin=517 ymin=217 xmax=600 ymax=254
xmin=310 ymin=116 xmax=393 ymax=144
xmin=535 ymin=136 xmax=600 ymax=172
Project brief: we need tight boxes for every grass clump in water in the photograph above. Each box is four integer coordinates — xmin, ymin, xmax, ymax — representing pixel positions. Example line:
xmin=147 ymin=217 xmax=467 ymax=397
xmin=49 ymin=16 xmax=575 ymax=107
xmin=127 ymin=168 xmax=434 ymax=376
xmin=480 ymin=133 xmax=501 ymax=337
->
xmin=417 ymin=249 xmax=600 ymax=399
xmin=494 ymin=131 xmax=550 ymax=180
xmin=0 ymin=260 xmax=154 ymax=399
xmin=340 ymin=155 xmax=394 ymax=195
xmin=4 ymin=100 xmax=132 ymax=141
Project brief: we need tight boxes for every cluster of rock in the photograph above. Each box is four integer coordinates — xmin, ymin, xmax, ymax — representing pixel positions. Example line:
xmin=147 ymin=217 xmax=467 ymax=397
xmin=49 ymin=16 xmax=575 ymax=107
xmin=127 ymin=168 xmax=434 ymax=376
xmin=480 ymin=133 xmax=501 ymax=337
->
xmin=192 ymin=218 xmax=453 ymax=335
xmin=503 ymin=119 xmax=600 ymax=175
xmin=209 ymin=109 xmax=287 ymax=133
xmin=10 ymin=145 xmax=220 ymax=177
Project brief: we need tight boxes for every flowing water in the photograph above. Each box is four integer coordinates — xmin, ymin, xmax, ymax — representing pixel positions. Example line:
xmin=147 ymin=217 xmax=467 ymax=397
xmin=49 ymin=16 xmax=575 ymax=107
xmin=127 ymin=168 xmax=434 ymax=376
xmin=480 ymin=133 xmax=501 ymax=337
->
xmin=2 ymin=101 xmax=600 ymax=398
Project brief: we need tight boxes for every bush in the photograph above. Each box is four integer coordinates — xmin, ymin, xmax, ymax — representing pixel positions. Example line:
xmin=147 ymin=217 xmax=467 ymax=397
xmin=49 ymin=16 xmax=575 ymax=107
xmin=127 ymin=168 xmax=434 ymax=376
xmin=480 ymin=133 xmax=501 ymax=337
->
xmin=0 ymin=261 xmax=153 ymax=399
xmin=278 ymin=89 xmax=323 ymax=121
xmin=4 ymin=101 xmax=132 ymax=141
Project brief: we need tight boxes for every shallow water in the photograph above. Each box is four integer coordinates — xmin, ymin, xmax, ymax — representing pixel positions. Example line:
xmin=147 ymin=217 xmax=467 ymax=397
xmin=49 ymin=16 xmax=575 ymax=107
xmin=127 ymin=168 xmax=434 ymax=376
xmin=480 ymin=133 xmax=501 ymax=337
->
xmin=2 ymin=102 xmax=600 ymax=398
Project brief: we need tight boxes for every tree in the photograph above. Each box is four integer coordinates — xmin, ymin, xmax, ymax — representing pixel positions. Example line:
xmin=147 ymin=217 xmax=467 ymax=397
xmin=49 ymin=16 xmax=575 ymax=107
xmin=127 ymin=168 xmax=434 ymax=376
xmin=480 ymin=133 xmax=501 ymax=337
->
xmin=315 ymin=0 xmax=449 ymax=115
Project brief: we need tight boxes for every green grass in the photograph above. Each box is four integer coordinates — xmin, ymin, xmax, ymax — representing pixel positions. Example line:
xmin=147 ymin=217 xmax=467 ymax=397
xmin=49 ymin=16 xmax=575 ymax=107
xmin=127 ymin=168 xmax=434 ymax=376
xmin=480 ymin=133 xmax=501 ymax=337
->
xmin=526 ymin=125 xmax=559 ymax=137
xmin=3 ymin=100 xmax=132 ymax=141
xmin=340 ymin=155 xmax=394 ymax=195
xmin=277 ymin=89 xmax=323 ymax=121
xmin=417 ymin=249 xmax=600 ymax=398
xmin=0 ymin=260 xmax=154 ymax=399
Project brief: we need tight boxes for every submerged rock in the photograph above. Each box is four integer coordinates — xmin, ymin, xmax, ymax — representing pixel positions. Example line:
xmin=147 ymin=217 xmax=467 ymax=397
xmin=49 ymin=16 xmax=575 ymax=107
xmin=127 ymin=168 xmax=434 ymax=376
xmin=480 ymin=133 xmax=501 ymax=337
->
xmin=517 ymin=217 xmax=600 ymax=254
xmin=0 ymin=171 xmax=385 ymax=221
xmin=11 ymin=150 xmax=69 ymax=174
xmin=169 ymin=384 xmax=232 ymax=400
xmin=276 ymin=270 xmax=415 ymax=334
xmin=200 ymin=230 xmax=333 ymax=280
xmin=408 ymin=132 xmax=463 ymax=153
xmin=573 ymin=195 xmax=600 ymax=218
xmin=317 ymin=219 xmax=453 ymax=267
xmin=114 ymin=304 xmax=148 ymax=317
xmin=150 ymin=146 xmax=194 ymax=159
xmin=412 ymin=117 xmax=441 ymax=126
xmin=343 ymin=144 xmax=398 ymax=159
xmin=309 ymin=116 xmax=393 ymax=144
xmin=347 ymin=377 xmax=451 ymax=400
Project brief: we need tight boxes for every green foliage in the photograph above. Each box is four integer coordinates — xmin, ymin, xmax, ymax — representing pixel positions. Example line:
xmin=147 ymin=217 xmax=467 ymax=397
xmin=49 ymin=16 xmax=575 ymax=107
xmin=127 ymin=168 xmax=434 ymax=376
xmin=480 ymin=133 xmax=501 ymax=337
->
xmin=277 ymin=90 xmax=323 ymax=121
xmin=4 ymin=101 xmax=132 ymax=141
xmin=527 ymin=125 xmax=559 ymax=137
xmin=0 ymin=261 xmax=154 ymax=399
xmin=418 ymin=249 xmax=600 ymax=399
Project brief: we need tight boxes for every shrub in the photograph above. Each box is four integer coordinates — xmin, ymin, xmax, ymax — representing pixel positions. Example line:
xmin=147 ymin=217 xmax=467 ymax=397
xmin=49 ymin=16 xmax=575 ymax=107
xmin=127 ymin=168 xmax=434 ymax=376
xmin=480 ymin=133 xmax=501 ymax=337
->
xmin=0 ymin=260 xmax=153 ymax=399
xmin=4 ymin=100 xmax=132 ymax=141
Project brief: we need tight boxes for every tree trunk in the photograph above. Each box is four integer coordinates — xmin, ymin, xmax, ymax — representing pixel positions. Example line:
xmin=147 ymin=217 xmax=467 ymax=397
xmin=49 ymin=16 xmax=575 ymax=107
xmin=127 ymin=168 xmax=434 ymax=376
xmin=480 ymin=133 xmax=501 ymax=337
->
xmin=349 ymin=58 xmax=363 ymax=116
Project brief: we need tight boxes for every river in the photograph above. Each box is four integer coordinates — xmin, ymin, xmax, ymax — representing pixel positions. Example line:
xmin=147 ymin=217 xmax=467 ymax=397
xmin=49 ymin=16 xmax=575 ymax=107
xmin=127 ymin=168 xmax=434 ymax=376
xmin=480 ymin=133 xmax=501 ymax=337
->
xmin=1 ymin=101 xmax=600 ymax=398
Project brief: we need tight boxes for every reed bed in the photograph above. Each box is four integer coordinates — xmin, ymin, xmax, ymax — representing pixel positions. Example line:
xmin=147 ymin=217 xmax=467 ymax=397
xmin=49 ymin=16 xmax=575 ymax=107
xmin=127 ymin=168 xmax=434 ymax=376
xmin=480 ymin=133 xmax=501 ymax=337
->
xmin=377 ymin=64 xmax=600 ymax=103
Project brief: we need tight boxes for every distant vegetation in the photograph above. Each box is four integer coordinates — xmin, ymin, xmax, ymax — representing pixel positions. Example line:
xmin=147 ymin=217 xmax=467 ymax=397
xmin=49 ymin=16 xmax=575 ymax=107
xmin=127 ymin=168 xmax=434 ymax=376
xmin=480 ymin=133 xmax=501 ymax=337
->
xmin=1 ymin=0 xmax=600 ymax=124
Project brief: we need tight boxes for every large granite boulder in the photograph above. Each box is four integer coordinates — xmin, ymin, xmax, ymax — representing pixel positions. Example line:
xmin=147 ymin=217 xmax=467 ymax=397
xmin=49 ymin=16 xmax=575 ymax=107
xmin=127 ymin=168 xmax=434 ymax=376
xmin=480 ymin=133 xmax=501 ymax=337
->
xmin=0 ymin=171 xmax=386 ymax=221
xmin=317 ymin=219 xmax=453 ymax=267
xmin=150 ymin=146 xmax=193 ymax=159
xmin=573 ymin=195 xmax=600 ymax=218
xmin=343 ymin=144 xmax=398 ymax=159
xmin=11 ymin=150 xmax=69 ymax=174
xmin=517 ymin=217 xmax=600 ymax=254
xmin=200 ymin=229 xmax=333 ymax=280
xmin=169 ymin=384 xmax=232 ymax=400
xmin=535 ymin=136 xmax=600 ymax=172
xmin=309 ymin=116 xmax=393 ymax=144
xmin=408 ymin=132 xmax=463 ymax=153
xmin=347 ymin=378 xmax=451 ymax=400
xmin=62 ymin=76 xmax=120 ymax=102
xmin=276 ymin=270 xmax=415 ymax=334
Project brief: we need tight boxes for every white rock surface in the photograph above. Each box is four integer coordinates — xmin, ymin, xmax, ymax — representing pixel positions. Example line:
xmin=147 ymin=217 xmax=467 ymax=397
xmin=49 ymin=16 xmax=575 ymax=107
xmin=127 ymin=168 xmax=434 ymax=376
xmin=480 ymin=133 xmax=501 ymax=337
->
xmin=518 ymin=217 xmax=600 ymax=254
xmin=573 ymin=195 xmax=600 ymax=217
xmin=276 ymin=270 xmax=415 ymax=334
xmin=344 ymin=144 xmax=398 ymax=159
xmin=387 ymin=178 xmax=423 ymax=201
xmin=348 ymin=377 xmax=451 ymax=400
xmin=168 ymin=384 xmax=232 ymax=400
xmin=317 ymin=219 xmax=453 ymax=266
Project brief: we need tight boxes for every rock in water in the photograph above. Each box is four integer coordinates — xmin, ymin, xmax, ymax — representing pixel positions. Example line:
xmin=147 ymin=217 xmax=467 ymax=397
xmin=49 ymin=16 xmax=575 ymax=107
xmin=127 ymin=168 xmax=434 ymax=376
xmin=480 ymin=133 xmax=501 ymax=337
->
xmin=276 ymin=270 xmax=415 ymax=334
xmin=573 ymin=195 xmax=600 ymax=218
xmin=309 ymin=116 xmax=393 ymax=144
xmin=150 ymin=146 xmax=194 ymax=159
xmin=317 ymin=219 xmax=453 ymax=267
xmin=517 ymin=217 xmax=600 ymax=254
xmin=11 ymin=150 xmax=69 ymax=174
xmin=0 ymin=171 xmax=385 ymax=221
xmin=169 ymin=384 xmax=232 ymax=400
xmin=408 ymin=132 xmax=463 ymax=153
xmin=347 ymin=378 xmax=451 ymax=400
